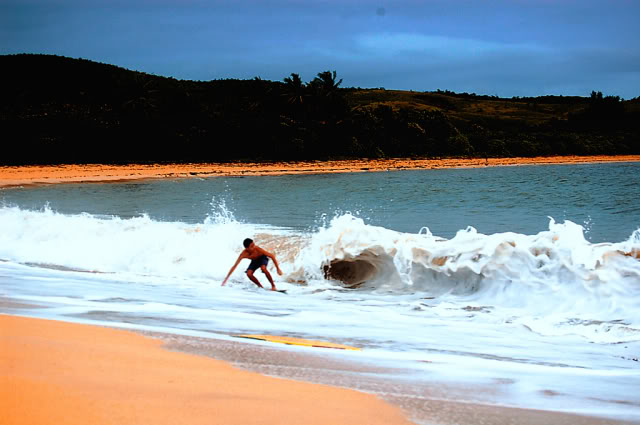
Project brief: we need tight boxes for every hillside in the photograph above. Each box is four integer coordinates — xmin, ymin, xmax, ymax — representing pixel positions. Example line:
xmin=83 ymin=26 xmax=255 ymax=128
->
xmin=1 ymin=54 xmax=638 ymax=165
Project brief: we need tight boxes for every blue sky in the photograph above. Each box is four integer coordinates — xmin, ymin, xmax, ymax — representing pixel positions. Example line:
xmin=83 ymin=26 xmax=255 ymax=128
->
xmin=2 ymin=0 xmax=639 ymax=98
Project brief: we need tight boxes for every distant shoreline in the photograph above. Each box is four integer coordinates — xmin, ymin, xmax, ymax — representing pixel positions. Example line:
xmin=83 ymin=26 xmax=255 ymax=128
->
xmin=1 ymin=155 xmax=639 ymax=188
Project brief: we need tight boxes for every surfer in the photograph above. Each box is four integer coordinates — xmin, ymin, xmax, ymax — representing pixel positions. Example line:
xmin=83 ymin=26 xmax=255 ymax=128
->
xmin=222 ymin=238 xmax=283 ymax=290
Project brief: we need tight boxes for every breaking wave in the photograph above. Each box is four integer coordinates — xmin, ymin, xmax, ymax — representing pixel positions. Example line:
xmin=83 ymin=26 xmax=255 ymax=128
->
xmin=1 ymin=205 xmax=639 ymax=342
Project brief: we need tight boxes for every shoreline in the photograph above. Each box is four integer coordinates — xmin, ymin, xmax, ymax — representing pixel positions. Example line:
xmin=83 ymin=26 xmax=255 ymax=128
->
xmin=0 ymin=314 xmax=412 ymax=425
xmin=1 ymin=155 xmax=639 ymax=188
xmin=1 ymin=311 xmax=636 ymax=425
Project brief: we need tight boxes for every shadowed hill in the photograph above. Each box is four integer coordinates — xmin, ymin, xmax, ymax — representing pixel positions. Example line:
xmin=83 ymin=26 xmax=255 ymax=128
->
xmin=1 ymin=54 xmax=638 ymax=165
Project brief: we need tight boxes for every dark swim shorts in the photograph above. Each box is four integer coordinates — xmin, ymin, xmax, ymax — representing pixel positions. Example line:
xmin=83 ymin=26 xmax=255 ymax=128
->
xmin=246 ymin=255 xmax=269 ymax=272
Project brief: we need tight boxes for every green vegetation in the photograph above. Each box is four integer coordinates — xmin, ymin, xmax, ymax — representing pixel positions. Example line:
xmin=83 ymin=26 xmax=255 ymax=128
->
xmin=1 ymin=54 xmax=638 ymax=165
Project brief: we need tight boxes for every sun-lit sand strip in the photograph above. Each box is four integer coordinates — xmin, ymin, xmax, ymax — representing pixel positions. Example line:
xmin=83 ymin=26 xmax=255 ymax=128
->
xmin=0 ymin=314 xmax=412 ymax=425
xmin=0 ymin=155 xmax=638 ymax=188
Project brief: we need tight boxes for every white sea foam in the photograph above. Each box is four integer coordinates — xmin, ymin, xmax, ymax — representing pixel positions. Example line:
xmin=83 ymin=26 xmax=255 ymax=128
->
xmin=1 ymin=205 xmax=639 ymax=345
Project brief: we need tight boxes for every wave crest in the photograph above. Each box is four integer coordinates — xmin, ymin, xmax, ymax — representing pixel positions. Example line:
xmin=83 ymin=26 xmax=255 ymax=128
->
xmin=295 ymin=214 xmax=640 ymax=313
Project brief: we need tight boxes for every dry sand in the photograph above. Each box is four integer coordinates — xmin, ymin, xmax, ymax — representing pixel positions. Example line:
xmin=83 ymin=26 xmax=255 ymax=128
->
xmin=1 ymin=155 xmax=639 ymax=188
xmin=0 ymin=314 xmax=411 ymax=425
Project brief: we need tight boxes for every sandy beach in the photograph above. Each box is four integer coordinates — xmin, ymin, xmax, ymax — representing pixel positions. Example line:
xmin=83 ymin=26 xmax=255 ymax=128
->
xmin=1 ymin=314 xmax=411 ymax=425
xmin=1 ymin=155 xmax=639 ymax=188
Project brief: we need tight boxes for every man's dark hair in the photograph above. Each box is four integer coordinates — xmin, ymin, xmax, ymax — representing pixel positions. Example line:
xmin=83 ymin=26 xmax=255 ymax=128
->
xmin=243 ymin=238 xmax=253 ymax=248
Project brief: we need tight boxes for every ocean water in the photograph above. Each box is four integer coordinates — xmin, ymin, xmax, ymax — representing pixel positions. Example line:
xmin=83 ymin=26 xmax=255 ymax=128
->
xmin=1 ymin=162 xmax=639 ymax=422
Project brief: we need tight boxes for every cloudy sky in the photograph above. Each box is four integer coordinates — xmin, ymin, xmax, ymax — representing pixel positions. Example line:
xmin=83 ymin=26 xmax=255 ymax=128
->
xmin=2 ymin=0 xmax=639 ymax=98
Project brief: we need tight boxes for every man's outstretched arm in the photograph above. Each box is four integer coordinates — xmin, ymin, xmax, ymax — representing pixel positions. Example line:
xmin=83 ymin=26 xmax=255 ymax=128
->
xmin=222 ymin=254 xmax=245 ymax=286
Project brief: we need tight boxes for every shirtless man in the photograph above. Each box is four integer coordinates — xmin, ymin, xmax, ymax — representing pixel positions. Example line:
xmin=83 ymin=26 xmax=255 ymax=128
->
xmin=221 ymin=238 xmax=283 ymax=290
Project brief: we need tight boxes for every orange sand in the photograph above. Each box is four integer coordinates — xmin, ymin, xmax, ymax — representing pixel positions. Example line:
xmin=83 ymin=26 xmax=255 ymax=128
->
xmin=0 ymin=314 xmax=412 ymax=425
xmin=0 ymin=155 xmax=638 ymax=188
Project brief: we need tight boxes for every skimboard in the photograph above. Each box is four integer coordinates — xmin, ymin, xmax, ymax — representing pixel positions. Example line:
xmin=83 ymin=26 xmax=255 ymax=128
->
xmin=235 ymin=334 xmax=361 ymax=350
xmin=221 ymin=284 xmax=286 ymax=294
xmin=260 ymin=287 xmax=287 ymax=293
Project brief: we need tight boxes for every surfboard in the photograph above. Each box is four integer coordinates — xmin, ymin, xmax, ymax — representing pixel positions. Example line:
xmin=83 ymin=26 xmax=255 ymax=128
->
xmin=234 ymin=334 xmax=361 ymax=350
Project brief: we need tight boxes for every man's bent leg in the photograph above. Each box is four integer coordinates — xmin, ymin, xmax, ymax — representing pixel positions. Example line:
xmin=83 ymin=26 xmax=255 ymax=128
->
xmin=246 ymin=270 xmax=264 ymax=288
xmin=260 ymin=265 xmax=277 ymax=291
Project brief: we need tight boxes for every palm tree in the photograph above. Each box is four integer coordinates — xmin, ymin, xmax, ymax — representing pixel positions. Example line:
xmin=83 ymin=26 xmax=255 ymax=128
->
xmin=283 ymin=73 xmax=306 ymax=106
xmin=311 ymin=70 xmax=342 ymax=97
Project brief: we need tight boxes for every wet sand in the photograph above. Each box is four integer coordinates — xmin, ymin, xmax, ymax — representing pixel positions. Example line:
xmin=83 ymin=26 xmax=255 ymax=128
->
xmin=1 ymin=155 xmax=638 ymax=188
xmin=0 ymin=314 xmax=411 ymax=425
xmin=149 ymin=330 xmax=639 ymax=425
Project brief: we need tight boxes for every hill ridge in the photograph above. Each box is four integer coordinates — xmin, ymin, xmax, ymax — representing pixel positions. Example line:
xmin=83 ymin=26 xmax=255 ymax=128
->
xmin=1 ymin=54 xmax=638 ymax=165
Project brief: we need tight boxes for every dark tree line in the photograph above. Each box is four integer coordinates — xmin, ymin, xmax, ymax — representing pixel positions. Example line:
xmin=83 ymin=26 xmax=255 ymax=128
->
xmin=1 ymin=54 xmax=638 ymax=165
